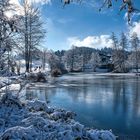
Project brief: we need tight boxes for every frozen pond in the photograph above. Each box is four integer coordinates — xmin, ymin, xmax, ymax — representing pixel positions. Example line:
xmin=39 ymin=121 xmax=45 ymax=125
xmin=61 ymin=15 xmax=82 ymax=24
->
xmin=25 ymin=73 xmax=140 ymax=137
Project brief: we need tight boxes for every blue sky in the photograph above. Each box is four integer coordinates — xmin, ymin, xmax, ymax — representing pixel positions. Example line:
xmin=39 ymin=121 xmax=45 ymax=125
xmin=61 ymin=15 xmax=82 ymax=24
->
xmin=14 ymin=0 xmax=140 ymax=51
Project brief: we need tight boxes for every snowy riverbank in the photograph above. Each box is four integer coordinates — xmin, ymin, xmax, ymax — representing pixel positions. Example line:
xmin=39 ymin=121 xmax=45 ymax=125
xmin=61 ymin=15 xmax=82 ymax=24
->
xmin=0 ymin=92 xmax=116 ymax=140
xmin=93 ymin=72 xmax=139 ymax=77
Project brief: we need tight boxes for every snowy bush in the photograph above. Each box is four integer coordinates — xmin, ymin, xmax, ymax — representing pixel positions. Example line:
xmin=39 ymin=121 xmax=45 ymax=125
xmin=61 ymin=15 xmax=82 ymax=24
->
xmin=0 ymin=93 xmax=116 ymax=140
xmin=25 ymin=72 xmax=47 ymax=82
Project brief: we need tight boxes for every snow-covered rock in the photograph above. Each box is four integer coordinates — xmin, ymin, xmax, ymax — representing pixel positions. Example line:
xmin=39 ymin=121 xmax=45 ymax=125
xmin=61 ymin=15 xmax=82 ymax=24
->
xmin=0 ymin=93 xmax=116 ymax=140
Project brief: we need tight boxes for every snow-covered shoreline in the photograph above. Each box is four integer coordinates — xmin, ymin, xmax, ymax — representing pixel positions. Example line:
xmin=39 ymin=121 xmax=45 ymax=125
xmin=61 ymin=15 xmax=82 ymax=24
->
xmin=0 ymin=92 xmax=116 ymax=140
xmin=89 ymin=72 xmax=139 ymax=77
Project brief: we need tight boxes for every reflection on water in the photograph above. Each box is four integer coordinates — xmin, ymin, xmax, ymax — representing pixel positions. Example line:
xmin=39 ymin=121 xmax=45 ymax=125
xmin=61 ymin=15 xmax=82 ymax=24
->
xmin=25 ymin=73 xmax=140 ymax=136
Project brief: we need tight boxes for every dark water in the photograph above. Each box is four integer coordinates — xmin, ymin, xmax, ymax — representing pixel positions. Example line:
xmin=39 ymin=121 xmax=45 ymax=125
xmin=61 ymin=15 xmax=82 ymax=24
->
xmin=25 ymin=73 xmax=140 ymax=136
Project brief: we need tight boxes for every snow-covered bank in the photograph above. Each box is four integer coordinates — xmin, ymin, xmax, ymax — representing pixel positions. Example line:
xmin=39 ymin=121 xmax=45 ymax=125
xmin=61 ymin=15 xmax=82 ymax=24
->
xmin=0 ymin=93 xmax=116 ymax=140
xmin=0 ymin=71 xmax=49 ymax=92
xmin=93 ymin=72 xmax=139 ymax=77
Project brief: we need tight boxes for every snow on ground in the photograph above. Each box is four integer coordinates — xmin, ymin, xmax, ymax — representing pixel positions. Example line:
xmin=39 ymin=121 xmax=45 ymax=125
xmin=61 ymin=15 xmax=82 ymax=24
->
xmin=0 ymin=92 xmax=116 ymax=140
xmin=0 ymin=76 xmax=22 ymax=92
xmin=94 ymin=72 xmax=138 ymax=77
xmin=19 ymin=59 xmax=50 ymax=74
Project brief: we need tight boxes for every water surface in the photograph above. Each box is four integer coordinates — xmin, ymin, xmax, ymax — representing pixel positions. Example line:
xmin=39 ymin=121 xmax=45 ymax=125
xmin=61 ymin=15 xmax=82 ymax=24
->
xmin=25 ymin=73 xmax=140 ymax=136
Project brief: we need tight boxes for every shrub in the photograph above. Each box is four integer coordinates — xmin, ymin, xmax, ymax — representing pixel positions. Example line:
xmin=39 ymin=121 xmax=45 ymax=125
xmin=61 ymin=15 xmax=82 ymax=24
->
xmin=51 ymin=69 xmax=62 ymax=77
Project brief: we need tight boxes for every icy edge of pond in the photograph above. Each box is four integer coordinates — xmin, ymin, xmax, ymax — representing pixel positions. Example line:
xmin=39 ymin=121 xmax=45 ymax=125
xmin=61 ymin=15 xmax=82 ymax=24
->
xmin=93 ymin=72 xmax=138 ymax=76
xmin=0 ymin=93 xmax=116 ymax=140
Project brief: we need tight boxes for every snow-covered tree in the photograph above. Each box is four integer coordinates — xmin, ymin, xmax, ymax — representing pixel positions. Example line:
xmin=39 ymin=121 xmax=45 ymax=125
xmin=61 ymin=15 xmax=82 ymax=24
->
xmin=0 ymin=0 xmax=19 ymax=75
xmin=111 ymin=32 xmax=128 ymax=72
xmin=42 ymin=48 xmax=47 ymax=70
xmin=119 ymin=32 xmax=128 ymax=72
xmin=46 ymin=50 xmax=61 ymax=71
xmin=89 ymin=52 xmax=101 ymax=72
xmin=63 ymin=46 xmax=93 ymax=71
xmin=20 ymin=0 xmax=45 ymax=72
xmin=130 ymin=32 xmax=140 ymax=72
xmin=63 ymin=45 xmax=76 ymax=71
xmin=111 ymin=32 xmax=119 ymax=71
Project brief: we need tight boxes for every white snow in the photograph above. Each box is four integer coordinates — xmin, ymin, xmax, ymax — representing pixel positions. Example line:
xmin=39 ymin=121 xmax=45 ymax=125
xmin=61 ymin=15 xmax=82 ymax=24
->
xmin=17 ymin=59 xmax=50 ymax=74
xmin=0 ymin=76 xmax=22 ymax=94
xmin=0 ymin=92 xmax=116 ymax=140
xmin=93 ymin=72 xmax=138 ymax=76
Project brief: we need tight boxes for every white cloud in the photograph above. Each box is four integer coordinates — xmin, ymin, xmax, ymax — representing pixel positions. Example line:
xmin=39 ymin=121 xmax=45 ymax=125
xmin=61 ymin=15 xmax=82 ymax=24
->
xmin=10 ymin=0 xmax=51 ymax=5
xmin=130 ymin=21 xmax=140 ymax=38
xmin=67 ymin=35 xmax=113 ymax=49
xmin=5 ymin=0 xmax=50 ymax=18
xmin=27 ymin=0 xmax=51 ymax=5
